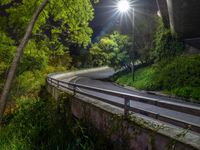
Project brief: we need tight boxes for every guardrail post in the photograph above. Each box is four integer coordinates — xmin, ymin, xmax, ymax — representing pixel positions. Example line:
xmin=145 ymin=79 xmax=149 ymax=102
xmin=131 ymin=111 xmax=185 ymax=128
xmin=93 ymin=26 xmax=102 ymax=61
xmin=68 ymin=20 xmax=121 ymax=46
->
xmin=73 ymin=85 xmax=76 ymax=95
xmin=51 ymin=78 xmax=53 ymax=85
xmin=57 ymin=80 xmax=59 ymax=88
xmin=124 ymin=97 xmax=130 ymax=116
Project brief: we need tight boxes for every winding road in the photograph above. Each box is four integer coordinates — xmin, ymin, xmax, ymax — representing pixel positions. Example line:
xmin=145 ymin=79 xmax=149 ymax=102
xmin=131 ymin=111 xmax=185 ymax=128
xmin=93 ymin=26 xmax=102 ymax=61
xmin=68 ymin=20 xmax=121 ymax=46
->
xmin=63 ymin=68 xmax=200 ymax=133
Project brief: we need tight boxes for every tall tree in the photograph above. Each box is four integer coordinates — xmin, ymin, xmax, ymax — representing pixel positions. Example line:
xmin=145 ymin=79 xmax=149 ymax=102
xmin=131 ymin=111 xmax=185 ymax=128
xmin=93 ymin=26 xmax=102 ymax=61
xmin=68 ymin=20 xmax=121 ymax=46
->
xmin=0 ymin=0 xmax=49 ymax=119
xmin=89 ymin=32 xmax=131 ymax=69
xmin=0 ymin=0 xmax=96 ymax=118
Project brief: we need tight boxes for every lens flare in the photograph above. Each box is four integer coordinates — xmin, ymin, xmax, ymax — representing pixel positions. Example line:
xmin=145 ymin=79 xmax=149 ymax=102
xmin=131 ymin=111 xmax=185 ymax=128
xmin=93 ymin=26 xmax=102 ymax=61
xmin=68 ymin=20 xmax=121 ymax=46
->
xmin=117 ymin=0 xmax=130 ymax=13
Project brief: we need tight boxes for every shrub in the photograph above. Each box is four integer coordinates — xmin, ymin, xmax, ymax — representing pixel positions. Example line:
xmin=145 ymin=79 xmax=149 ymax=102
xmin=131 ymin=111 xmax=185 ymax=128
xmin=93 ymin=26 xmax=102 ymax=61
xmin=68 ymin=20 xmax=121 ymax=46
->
xmin=172 ymin=87 xmax=200 ymax=101
xmin=151 ymin=18 xmax=185 ymax=62
xmin=116 ymin=66 xmax=161 ymax=90
xmin=116 ymin=55 xmax=200 ymax=101
xmin=0 ymin=87 xmax=112 ymax=150
xmin=160 ymin=55 xmax=200 ymax=90
xmin=0 ymin=95 xmax=112 ymax=150
xmin=159 ymin=55 xmax=200 ymax=101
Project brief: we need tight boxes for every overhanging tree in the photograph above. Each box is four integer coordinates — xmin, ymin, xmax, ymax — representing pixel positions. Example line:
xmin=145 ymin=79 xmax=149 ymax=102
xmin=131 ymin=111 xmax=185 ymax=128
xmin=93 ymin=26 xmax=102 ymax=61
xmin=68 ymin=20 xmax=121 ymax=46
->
xmin=0 ymin=0 xmax=97 ymax=118
xmin=0 ymin=0 xmax=49 ymax=119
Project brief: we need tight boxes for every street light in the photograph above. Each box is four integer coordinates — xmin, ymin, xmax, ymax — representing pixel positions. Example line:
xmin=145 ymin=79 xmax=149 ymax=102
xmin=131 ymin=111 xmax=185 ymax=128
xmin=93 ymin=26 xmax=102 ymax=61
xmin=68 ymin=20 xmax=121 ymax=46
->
xmin=117 ymin=0 xmax=135 ymax=81
xmin=117 ymin=0 xmax=130 ymax=13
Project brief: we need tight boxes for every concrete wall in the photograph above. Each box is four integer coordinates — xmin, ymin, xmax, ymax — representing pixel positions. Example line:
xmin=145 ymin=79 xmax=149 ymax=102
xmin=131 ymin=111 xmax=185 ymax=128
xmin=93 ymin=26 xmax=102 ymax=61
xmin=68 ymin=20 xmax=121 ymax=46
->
xmin=121 ymin=0 xmax=200 ymax=39
xmin=47 ymin=82 xmax=200 ymax=150
xmin=70 ymin=95 xmax=199 ymax=150
xmin=167 ymin=0 xmax=200 ymax=38
xmin=156 ymin=0 xmax=170 ymax=28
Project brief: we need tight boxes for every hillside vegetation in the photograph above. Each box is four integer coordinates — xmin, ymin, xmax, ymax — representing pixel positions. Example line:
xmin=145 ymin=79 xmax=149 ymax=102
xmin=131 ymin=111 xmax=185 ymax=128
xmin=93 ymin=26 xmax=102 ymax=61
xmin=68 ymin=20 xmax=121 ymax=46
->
xmin=115 ymin=17 xmax=200 ymax=102
xmin=116 ymin=55 xmax=200 ymax=102
xmin=0 ymin=92 xmax=112 ymax=150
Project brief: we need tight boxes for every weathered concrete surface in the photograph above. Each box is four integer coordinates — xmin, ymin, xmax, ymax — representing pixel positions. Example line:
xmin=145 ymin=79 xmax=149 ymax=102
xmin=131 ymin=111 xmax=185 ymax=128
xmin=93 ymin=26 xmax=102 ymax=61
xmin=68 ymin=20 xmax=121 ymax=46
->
xmin=47 ymin=82 xmax=200 ymax=150
xmin=167 ymin=0 xmax=200 ymax=38
xmin=70 ymin=94 xmax=200 ymax=150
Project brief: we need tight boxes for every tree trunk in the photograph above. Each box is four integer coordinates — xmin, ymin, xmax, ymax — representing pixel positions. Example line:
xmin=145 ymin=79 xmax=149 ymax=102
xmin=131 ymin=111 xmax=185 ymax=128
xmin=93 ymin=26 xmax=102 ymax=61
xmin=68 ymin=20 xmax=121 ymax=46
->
xmin=0 ymin=0 xmax=49 ymax=120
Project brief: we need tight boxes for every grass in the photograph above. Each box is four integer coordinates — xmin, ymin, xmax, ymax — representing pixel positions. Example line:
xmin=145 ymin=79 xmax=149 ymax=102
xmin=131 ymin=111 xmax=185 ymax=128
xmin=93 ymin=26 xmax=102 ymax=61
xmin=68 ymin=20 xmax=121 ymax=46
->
xmin=116 ymin=55 xmax=200 ymax=103
xmin=116 ymin=66 xmax=160 ymax=91
xmin=0 ymin=92 xmax=112 ymax=150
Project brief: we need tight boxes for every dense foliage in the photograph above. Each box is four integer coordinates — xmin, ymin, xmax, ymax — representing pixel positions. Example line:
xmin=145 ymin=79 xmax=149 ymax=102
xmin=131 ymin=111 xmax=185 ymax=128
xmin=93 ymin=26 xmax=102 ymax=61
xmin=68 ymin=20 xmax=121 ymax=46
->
xmin=0 ymin=93 xmax=112 ymax=150
xmin=0 ymin=1 xmax=102 ymax=149
xmin=115 ymin=17 xmax=200 ymax=102
xmin=0 ymin=0 xmax=96 ymax=98
xmin=0 ymin=0 xmax=94 ymax=46
xmin=116 ymin=66 xmax=159 ymax=91
xmin=151 ymin=18 xmax=185 ymax=62
xmin=159 ymin=55 xmax=200 ymax=100
xmin=0 ymin=31 xmax=16 ymax=90
xmin=116 ymin=55 xmax=200 ymax=102
xmin=89 ymin=31 xmax=131 ymax=69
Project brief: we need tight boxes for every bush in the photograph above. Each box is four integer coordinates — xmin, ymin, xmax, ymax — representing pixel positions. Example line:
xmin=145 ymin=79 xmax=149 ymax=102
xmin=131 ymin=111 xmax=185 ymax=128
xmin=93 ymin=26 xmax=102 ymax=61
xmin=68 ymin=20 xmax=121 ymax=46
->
xmin=0 ymin=31 xmax=16 ymax=91
xmin=151 ymin=18 xmax=185 ymax=62
xmin=159 ymin=55 xmax=200 ymax=101
xmin=172 ymin=87 xmax=200 ymax=101
xmin=116 ymin=55 xmax=200 ymax=102
xmin=0 ymin=95 xmax=112 ymax=150
xmin=160 ymin=55 xmax=200 ymax=89
xmin=116 ymin=66 xmax=161 ymax=90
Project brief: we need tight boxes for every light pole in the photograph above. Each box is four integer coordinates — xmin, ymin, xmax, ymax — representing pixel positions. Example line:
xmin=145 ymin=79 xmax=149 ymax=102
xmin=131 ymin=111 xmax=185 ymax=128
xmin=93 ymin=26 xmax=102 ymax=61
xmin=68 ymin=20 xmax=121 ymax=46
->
xmin=117 ymin=0 xmax=135 ymax=81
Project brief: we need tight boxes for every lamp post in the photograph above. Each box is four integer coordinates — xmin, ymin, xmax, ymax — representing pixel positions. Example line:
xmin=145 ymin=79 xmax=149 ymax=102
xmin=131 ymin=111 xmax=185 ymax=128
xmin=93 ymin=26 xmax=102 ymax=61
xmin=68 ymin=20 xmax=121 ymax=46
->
xmin=117 ymin=0 xmax=135 ymax=81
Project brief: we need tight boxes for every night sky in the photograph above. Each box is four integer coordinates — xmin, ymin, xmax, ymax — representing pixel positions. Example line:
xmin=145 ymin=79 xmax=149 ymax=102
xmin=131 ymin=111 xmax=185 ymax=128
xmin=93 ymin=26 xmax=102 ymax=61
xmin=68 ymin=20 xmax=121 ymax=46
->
xmin=90 ymin=0 xmax=117 ymax=42
xmin=90 ymin=0 xmax=158 ymax=42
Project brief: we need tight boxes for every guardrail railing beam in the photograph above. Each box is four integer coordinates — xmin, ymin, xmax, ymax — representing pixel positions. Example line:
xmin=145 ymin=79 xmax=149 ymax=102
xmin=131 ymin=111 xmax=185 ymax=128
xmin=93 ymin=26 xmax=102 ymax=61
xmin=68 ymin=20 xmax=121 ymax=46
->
xmin=124 ymin=97 xmax=130 ymax=115
xmin=73 ymin=85 xmax=76 ymax=95
xmin=46 ymin=76 xmax=200 ymax=133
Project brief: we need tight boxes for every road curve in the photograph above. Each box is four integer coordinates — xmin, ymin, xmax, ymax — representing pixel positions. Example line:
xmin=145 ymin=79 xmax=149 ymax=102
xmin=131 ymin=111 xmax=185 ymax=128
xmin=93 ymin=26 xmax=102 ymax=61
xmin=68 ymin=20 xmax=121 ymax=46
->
xmin=62 ymin=68 xmax=200 ymax=133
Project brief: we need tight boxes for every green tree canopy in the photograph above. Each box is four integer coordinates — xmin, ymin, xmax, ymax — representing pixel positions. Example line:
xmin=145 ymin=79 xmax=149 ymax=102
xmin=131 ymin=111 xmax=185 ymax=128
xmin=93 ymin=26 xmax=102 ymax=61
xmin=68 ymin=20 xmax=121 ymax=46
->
xmin=0 ymin=0 xmax=97 ymax=114
xmin=0 ymin=0 xmax=95 ymax=46
xmin=89 ymin=32 xmax=131 ymax=69
xmin=0 ymin=0 xmax=96 ymax=73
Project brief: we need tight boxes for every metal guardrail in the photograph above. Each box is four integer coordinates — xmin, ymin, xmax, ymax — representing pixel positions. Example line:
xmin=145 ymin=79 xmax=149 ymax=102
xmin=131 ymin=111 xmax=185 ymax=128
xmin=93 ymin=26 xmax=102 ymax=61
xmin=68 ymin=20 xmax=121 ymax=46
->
xmin=47 ymin=77 xmax=200 ymax=133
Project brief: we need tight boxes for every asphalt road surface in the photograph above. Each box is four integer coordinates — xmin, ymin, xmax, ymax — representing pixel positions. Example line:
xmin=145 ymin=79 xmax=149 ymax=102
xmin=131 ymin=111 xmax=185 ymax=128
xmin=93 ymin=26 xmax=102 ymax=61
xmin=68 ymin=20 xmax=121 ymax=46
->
xmin=64 ymin=68 xmax=200 ymax=131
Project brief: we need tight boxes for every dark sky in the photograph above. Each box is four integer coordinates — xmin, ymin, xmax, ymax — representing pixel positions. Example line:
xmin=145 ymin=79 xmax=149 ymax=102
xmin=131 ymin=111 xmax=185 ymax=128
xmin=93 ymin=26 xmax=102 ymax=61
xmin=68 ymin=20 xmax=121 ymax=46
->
xmin=90 ymin=0 xmax=158 ymax=41
xmin=90 ymin=0 xmax=117 ymax=41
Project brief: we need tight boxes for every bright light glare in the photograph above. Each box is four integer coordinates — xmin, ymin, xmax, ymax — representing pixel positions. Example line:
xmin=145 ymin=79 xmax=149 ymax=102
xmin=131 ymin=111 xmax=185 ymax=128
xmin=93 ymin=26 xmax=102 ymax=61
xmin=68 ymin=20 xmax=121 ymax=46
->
xmin=117 ymin=0 xmax=130 ymax=13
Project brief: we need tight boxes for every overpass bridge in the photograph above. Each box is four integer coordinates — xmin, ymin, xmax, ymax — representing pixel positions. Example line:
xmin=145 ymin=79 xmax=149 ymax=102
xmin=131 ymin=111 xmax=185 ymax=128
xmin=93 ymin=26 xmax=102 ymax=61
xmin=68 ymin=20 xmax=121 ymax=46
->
xmin=157 ymin=0 xmax=200 ymax=39
xmin=121 ymin=0 xmax=200 ymax=53
xmin=156 ymin=0 xmax=200 ymax=51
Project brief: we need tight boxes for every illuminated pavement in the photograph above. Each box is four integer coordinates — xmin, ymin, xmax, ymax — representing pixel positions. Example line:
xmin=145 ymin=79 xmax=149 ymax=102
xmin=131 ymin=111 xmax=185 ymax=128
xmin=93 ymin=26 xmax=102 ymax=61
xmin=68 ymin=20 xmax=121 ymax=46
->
xmin=65 ymin=68 xmax=200 ymax=133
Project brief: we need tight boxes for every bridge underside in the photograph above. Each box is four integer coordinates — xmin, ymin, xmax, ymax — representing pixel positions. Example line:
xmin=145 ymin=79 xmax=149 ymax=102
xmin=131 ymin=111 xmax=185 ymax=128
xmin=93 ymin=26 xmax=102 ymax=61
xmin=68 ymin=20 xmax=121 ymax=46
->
xmin=157 ymin=0 xmax=200 ymax=39
xmin=133 ymin=0 xmax=200 ymax=39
